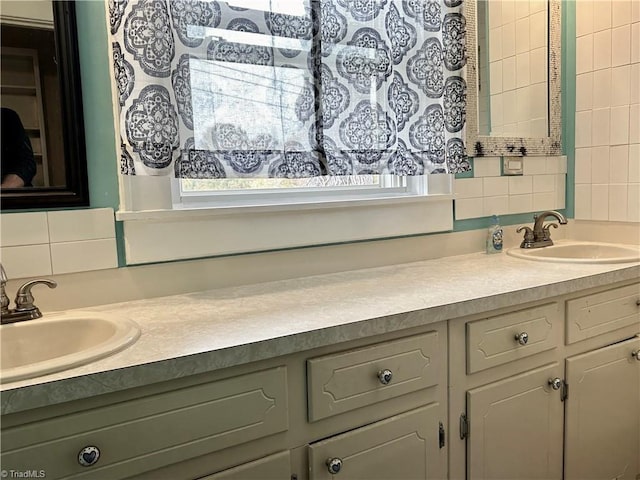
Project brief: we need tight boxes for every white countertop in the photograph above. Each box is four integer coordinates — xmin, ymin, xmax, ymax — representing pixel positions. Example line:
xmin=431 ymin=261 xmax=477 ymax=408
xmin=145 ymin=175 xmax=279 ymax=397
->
xmin=2 ymin=251 xmax=639 ymax=414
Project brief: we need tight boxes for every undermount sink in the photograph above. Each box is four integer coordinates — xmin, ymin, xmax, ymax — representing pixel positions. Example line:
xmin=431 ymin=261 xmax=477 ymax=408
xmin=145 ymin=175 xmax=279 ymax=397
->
xmin=507 ymin=240 xmax=640 ymax=264
xmin=1 ymin=312 xmax=140 ymax=383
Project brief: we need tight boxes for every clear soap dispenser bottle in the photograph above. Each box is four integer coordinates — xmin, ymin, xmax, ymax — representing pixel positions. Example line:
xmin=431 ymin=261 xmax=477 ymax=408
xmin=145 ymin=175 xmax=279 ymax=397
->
xmin=486 ymin=215 xmax=503 ymax=254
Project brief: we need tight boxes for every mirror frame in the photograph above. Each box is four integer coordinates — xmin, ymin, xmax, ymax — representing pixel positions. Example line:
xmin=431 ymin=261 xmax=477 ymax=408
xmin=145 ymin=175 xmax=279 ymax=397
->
xmin=1 ymin=1 xmax=89 ymax=210
xmin=464 ymin=0 xmax=562 ymax=157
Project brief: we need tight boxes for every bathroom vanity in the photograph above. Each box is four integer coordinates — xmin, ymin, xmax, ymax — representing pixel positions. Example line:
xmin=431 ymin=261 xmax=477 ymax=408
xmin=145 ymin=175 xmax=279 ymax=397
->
xmin=1 ymin=253 xmax=638 ymax=480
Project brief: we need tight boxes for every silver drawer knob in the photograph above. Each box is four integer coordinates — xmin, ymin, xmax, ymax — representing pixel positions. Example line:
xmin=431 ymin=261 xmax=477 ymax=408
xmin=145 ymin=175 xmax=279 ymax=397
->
xmin=377 ymin=369 xmax=393 ymax=385
xmin=548 ymin=378 xmax=562 ymax=390
xmin=515 ymin=332 xmax=529 ymax=345
xmin=632 ymin=350 xmax=640 ymax=361
xmin=326 ymin=457 xmax=343 ymax=474
xmin=78 ymin=446 xmax=100 ymax=467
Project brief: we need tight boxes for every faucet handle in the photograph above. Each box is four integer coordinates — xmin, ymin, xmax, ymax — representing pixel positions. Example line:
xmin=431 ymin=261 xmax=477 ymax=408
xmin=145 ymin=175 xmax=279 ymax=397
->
xmin=1 ymin=263 xmax=10 ymax=315
xmin=516 ymin=226 xmax=535 ymax=248
xmin=14 ymin=279 xmax=57 ymax=312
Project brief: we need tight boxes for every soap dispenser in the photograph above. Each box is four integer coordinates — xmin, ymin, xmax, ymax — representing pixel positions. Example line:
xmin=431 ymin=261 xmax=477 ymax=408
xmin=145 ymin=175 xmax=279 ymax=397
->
xmin=486 ymin=215 xmax=503 ymax=254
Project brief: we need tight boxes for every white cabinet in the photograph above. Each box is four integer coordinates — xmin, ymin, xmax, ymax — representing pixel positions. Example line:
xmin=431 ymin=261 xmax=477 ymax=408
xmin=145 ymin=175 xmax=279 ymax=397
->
xmin=309 ymin=404 xmax=446 ymax=480
xmin=451 ymin=281 xmax=640 ymax=480
xmin=200 ymin=451 xmax=291 ymax=480
xmin=565 ymin=336 xmax=640 ymax=480
xmin=466 ymin=364 xmax=564 ymax=480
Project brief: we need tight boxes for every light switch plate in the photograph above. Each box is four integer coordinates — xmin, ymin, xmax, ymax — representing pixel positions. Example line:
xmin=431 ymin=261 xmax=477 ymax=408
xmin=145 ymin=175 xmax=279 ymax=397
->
xmin=503 ymin=157 xmax=524 ymax=175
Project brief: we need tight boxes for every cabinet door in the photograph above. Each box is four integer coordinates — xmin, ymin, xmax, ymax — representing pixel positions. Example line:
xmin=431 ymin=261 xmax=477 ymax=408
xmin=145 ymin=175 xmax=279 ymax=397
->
xmin=467 ymin=364 xmax=564 ymax=480
xmin=200 ymin=451 xmax=291 ymax=480
xmin=308 ymin=404 xmax=445 ymax=480
xmin=565 ymin=336 xmax=640 ymax=480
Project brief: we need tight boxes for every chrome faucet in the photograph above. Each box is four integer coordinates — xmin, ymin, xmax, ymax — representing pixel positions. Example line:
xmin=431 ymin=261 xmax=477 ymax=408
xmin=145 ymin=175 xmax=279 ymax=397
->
xmin=517 ymin=210 xmax=568 ymax=249
xmin=0 ymin=263 xmax=57 ymax=325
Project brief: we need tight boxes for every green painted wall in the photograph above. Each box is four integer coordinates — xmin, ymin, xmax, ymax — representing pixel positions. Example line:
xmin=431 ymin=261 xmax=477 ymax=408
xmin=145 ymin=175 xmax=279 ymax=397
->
xmin=76 ymin=0 xmax=119 ymax=210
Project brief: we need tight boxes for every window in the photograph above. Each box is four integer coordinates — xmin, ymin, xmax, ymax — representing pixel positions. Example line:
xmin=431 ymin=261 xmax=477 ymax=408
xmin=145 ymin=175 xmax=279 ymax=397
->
xmin=112 ymin=0 xmax=462 ymax=264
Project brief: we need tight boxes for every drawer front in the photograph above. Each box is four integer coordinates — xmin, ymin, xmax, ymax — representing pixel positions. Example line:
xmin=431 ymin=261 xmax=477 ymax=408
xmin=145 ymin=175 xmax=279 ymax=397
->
xmin=1 ymin=367 xmax=288 ymax=480
xmin=566 ymin=283 xmax=640 ymax=344
xmin=307 ymin=331 xmax=440 ymax=422
xmin=466 ymin=303 xmax=561 ymax=374
xmin=308 ymin=404 xmax=445 ymax=480
xmin=202 ymin=451 xmax=291 ymax=480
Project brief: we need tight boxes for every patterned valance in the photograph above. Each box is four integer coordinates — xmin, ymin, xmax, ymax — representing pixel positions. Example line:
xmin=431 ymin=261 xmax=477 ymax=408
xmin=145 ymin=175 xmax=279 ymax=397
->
xmin=109 ymin=0 xmax=470 ymax=177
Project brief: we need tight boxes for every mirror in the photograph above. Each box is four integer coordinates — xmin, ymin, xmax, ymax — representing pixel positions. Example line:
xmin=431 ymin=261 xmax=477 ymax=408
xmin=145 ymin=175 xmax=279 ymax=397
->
xmin=465 ymin=0 xmax=561 ymax=157
xmin=1 ymin=1 xmax=88 ymax=209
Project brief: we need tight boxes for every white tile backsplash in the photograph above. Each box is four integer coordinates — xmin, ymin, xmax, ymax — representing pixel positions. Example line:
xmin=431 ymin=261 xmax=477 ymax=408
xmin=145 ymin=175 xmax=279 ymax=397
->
xmin=533 ymin=175 xmax=556 ymax=193
xmin=591 ymin=184 xmax=610 ymax=220
xmin=608 ymin=184 xmax=629 ymax=221
xmin=573 ymin=0 xmax=637 ymax=226
xmin=0 ymin=208 xmax=118 ymax=279
xmin=593 ymin=0 xmax=612 ymax=32
xmin=612 ymin=1 xmax=632 ymax=27
xmin=593 ymin=29 xmax=612 ymax=70
xmin=631 ymin=22 xmax=640 ymax=63
xmin=576 ymin=73 xmax=593 ymax=111
xmin=611 ymin=24 xmax=631 ymax=67
xmin=576 ymin=34 xmax=594 ymax=74
xmin=611 ymin=66 xmax=631 ymax=106
xmin=592 ymin=108 xmax=611 ymax=146
xmin=0 ymin=245 xmax=52 ymax=278
xmin=575 ymin=148 xmax=592 ymax=184
xmin=473 ymin=157 xmax=501 ymax=177
xmin=610 ymin=105 xmax=630 ymax=145
xmin=50 ymin=239 xmax=118 ymax=275
xmin=610 ymin=145 xmax=630 ymax=183
xmin=508 ymin=175 xmax=533 ymax=195
xmin=453 ymin=156 xmax=567 ymax=221
xmin=628 ymin=184 xmax=640 ymax=221
xmin=48 ymin=208 xmax=116 ymax=242
xmin=575 ymin=184 xmax=592 ymax=219
xmin=509 ymin=194 xmax=533 ymax=214
xmin=0 ymin=212 xmax=49 ymax=247
xmin=483 ymin=176 xmax=510 ymax=196
xmin=592 ymin=68 xmax=612 ymax=109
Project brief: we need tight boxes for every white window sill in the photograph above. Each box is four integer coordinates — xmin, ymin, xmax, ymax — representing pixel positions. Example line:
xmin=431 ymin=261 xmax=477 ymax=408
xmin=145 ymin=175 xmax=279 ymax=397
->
xmin=117 ymin=194 xmax=454 ymax=265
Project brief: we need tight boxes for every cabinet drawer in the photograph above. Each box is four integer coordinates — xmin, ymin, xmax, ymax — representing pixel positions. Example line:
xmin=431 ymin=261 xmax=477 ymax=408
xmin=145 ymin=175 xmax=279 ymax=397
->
xmin=307 ymin=331 xmax=440 ymax=422
xmin=0 ymin=367 xmax=288 ymax=480
xmin=466 ymin=303 xmax=561 ymax=374
xmin=566 ymin=283 xmax=640 ymax=344
xmin=201 ymin=451 xmax=291 ymax=480
xmin=308 ymin=404 xmax=445 ymax=480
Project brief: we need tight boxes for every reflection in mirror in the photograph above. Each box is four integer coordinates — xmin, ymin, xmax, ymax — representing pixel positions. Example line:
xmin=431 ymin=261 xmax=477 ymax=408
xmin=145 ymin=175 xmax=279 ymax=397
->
xmin=477 ymin=0 xmax=548 ymax=138
xmin=465 ymin=0 xmax=561 ymax=157
xmin=0 ymin=1 xmax=88 ymax=209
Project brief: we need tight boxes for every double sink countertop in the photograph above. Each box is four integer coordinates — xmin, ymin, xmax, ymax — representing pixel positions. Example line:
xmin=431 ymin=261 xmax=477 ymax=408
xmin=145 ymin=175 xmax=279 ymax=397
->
xmin=1 ymin=251 xmax=639 ymax=414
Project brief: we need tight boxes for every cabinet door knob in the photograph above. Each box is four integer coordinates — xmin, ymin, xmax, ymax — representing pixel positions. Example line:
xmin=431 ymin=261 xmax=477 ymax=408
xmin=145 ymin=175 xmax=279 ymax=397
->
xmin=515 ymin=332 xmax=529 ymax=345
xmin=632 ymin=350 xmax=640 ymax=361
xmin=548 ymin=378 xmax=562 ymax=390
xmin=635 ymin=299 xmax=640 ymax=306
xmin=377 ymin=369 xmax=393 ymax=385
xmin=78 ymin=446 xmax=100 ymax=467
xmin=326 ymin=457 xmax=343 ymax=474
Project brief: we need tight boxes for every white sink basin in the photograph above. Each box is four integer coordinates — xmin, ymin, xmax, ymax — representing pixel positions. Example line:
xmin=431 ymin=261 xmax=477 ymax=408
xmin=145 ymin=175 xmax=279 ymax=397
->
xmin=507 ymin=240 xmax=640 ymax=264
xmin=1 ymin=312 xmax=140 ymax=383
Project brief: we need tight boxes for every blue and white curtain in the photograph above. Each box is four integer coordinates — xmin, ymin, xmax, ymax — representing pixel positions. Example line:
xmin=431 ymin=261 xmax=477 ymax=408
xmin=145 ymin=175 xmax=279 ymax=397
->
xmin=109 ymin=0 xmax=470 ymax=177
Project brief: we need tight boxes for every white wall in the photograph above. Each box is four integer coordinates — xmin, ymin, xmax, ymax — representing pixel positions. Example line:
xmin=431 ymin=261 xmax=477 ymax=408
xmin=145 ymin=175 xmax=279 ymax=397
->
xmin=574 ymin=0 xmax=640 ymax=222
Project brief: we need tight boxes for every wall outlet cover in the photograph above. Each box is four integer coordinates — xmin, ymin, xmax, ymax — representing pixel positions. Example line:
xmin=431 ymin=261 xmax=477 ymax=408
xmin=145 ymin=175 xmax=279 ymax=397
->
xmin=503 ymin=157 xmax=524 ymax=175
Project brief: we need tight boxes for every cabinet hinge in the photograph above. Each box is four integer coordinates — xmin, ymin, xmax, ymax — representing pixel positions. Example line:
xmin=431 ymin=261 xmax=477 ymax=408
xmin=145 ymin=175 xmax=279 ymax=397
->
xmin=459 ymin=413 xmax=469 ymax=440
xmin=561 ymin=381 xmax=568 ymax=402
xmin=439 ymin=422 xmax=446 ymax=448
